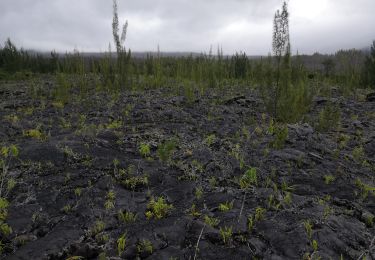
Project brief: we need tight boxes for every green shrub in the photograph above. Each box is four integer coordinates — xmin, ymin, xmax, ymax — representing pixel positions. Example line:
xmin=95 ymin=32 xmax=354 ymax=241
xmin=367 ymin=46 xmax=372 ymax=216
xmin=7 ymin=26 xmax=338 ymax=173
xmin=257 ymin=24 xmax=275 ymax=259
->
xmin=323 ymin=175 xmax=335 ymax=185
xmin=316 ymin=102 xmax=340 ymax=132
xmin=122 ymin=176 xmax=148 ymax=190
xmin=271 ymin=125 xmax=288 ymax=149
xmin=218 ymin=201 xmax=233 ymax=212
xmin=24 ymin=129 xmax=43 ymax=140
xmin=118 ymin=210 xmax=137 ymax=223
xmin=137 ymin=239 xmax=153 ymax=254
xmin=204 ymin=215 xmax=220 ymax=227
xmin=219 ymin=226 xmax=233 ymax=244
xmin=157 ymin=139 xmax=177 ymax=162
xmin=139 ymin=143 xmax=151 ymax=158
xmin=352 ymin=146 xmax=365 ymax=163
xmin=145 ymin=197 xmax=173 ymax=219
xmin=240 ymin=167 xmax=257 ymax=188
xmin=117 ymin=232 xmax=127 ymax=256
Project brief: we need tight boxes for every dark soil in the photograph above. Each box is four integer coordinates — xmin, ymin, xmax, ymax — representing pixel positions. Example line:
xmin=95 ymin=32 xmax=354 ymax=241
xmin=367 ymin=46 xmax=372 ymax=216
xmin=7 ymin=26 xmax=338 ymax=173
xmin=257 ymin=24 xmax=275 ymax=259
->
xmin=0 ymin=80 xmax=374 ymax=260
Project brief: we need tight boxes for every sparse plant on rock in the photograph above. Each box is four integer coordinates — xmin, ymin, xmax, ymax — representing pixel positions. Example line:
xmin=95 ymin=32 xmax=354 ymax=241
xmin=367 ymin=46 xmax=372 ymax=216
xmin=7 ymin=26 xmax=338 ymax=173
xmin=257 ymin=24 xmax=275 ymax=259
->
xmin=303 ymin=220 xmax=313 ymax=240
xmin=355 ymin=178 xmax=375 ymax=200
xmin=66 ymin=256 xmax=84 ymax=260
xmin=271 ymin=125 xmax=288 ymax=149
xmin=219 ymin=226 xmax=233 ymax=245
xmin=0 ymin=145 xmax=18 ymax=198
xmin=145 ymin=196 xmax=173 ymax=219
xmin=255 ymin=207 xmax=266 ymax=221
xmin=137 ymin=239 xmax=153 ymax=255
xmin=90 ymin=220 xmax=105 ymax=237
xmin=204 ymin=134 xmax=216 ymax=146
xmin=219 ymin=201 xmax=234 ymax=212
xmin=139 ymin=143 xmax=151 ymax=158
xmin=323 ymin=175 xmax=335 ymax=185
xmin=157 ymin=139 xmax=177 ymax=162
xmin=24 ymin=129 xmax=43 ymax=140
xmin=122 ymin=176 xmax=149 ymax=190
xmin=0 ymin=198 xmax=11 ymax=236
xmin=195 ymin=186 xmax=203 ymax=200
xmin=107 ymin=119 xmax=122 ymax=129
xmin=117 ymin=232 xmax=127 ymax=256
xmin=204 ymin=215 xmax=220 ymax=228
xmin=104 ymin=190 xmax=116 ymax=210
xmin=352 ymin=146 xmax=365 ymax=163
xmin=0 ymin=147 xmax=15 ymax=244
xmin=240 ymin=167 xmax=257 ymax=188
xmin=189 ymin=204 xmax=201 ymax=217
xmin=118 ymin=210 xmax=137 ymax=223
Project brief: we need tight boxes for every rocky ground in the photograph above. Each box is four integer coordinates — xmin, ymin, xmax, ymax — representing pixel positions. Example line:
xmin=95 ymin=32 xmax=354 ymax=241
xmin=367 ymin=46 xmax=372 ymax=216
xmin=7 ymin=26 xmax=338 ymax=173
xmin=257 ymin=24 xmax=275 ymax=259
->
xmin=0 ymin=79 xmax=374 ymax=260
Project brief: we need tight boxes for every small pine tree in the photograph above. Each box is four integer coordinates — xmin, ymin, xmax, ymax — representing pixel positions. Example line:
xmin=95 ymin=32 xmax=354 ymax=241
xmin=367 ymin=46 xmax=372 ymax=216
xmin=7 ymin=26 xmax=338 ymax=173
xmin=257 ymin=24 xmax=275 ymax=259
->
xmin=270 ymin=1 xmax=291 ymax=120
xmin=262 ymin=1 xmax=311 ymax=123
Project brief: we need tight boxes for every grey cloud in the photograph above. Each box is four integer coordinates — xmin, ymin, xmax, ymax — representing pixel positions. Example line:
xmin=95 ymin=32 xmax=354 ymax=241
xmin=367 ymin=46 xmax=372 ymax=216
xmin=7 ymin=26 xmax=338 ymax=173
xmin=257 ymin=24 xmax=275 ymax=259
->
xmin=0 ymin=0 xmax=374 ymax=54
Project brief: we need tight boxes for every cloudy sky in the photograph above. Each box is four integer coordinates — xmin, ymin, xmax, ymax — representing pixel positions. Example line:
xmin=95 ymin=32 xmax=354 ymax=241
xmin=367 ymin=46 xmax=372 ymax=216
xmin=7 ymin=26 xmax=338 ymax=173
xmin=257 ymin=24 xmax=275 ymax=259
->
xmin=0 ymin=0 xmax=374 ymax=55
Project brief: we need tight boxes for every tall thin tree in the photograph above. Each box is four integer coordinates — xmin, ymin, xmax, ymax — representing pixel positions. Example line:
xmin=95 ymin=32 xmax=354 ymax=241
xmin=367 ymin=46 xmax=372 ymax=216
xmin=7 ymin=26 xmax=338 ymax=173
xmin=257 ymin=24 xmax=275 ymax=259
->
xmin=112 ymin=0 xmax=130 ymax=89
xmin=272 ymin=1 xmax=290 ymax=119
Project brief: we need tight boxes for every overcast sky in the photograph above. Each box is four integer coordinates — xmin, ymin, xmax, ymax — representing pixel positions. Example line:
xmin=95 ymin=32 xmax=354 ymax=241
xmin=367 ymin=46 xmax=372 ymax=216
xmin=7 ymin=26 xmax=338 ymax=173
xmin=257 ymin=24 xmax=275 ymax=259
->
xmin=0 ymin=0 xmax=374 ymax=55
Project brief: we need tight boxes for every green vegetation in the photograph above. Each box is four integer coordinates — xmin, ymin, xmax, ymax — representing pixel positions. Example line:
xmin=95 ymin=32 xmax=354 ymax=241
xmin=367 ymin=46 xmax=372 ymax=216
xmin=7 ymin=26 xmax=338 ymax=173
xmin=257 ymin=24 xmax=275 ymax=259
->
xmin=145 ymin=196 xmax=173 ymax=219
xmin=316 ymin=102 xmax=341 ymax=132
xmin=195 ymin=186 xmax=203 ymax=199
xmin=271 ymin=125 xmax=288 ymax=149
xmin=90 ymin=220 xmax=105 ymax=236
xmin=303 ymin=220 xmax=313 ymax=239
xmin=323 ymin=175 xmax=335 ymax=185
xmin=255 ymin=207 xmax=266 ymax=221
xmin=0 ymin=145 xmax=18 ymax=198
xmin=218 ymin=201 xmax=234 ymax=212
xmin=115 ymin=164 xmax=149 ymax=190
xmin=107 ymin=119 xmax=122 ymax=129
xmin=0 ymin=145 xmax=18 ymax=247
xmin=122 ymin=176 xmax=149 ymax=190
xmin=240 ymin=167 xmax=258 ymax=188
xmin=352 ymin=146 xmax=365 ymax=163
xmin=62 ymin=204 xmax=72 ymax=214
xmin=311 ymin=239 xmax=318 ymax=252
xmin=365 ymin=214 xmax=374 ymax=227
xmin=362 ymin=41 xmax=375 ymax=89
xmin=118 ymin=210 xmax=137 ymax=223
xmin=189 ymin=204 xmax=201 ymax=217
xmin=137 ymin=239 xmax=153 ymax=254
xmin=117 ymin=232 xmax=127 ymax=256
xmin=355 ymin=178 xmax=375 ymax=200
xmin=157 ymin=139 xmax=177 ymax=162
xmin=204 ymin=134 xmax=216 ymax=146
xmin=74 ymin=187 xmax=82 ymax=197
xmin=23 ymin=129 xmax=43 ymax=140
xmin=104 ymin=190 xmax=116 ymax=210
xmin=219 ymin=226 xmax=233 ymax=245
xmin=1 ymin=1 xmax=373 ymax=124
xmin=66 ymin=257 xmax=84 ymax=260
xmin=247 ymin=207 xmax=267 ymax=232
xmin=204 ymin=215 xmax=220 ymax=228
xmin=0 ymin=198 xmax=12 ymax=236
xmin=139 ymin=143 xmax=151 ymax=158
